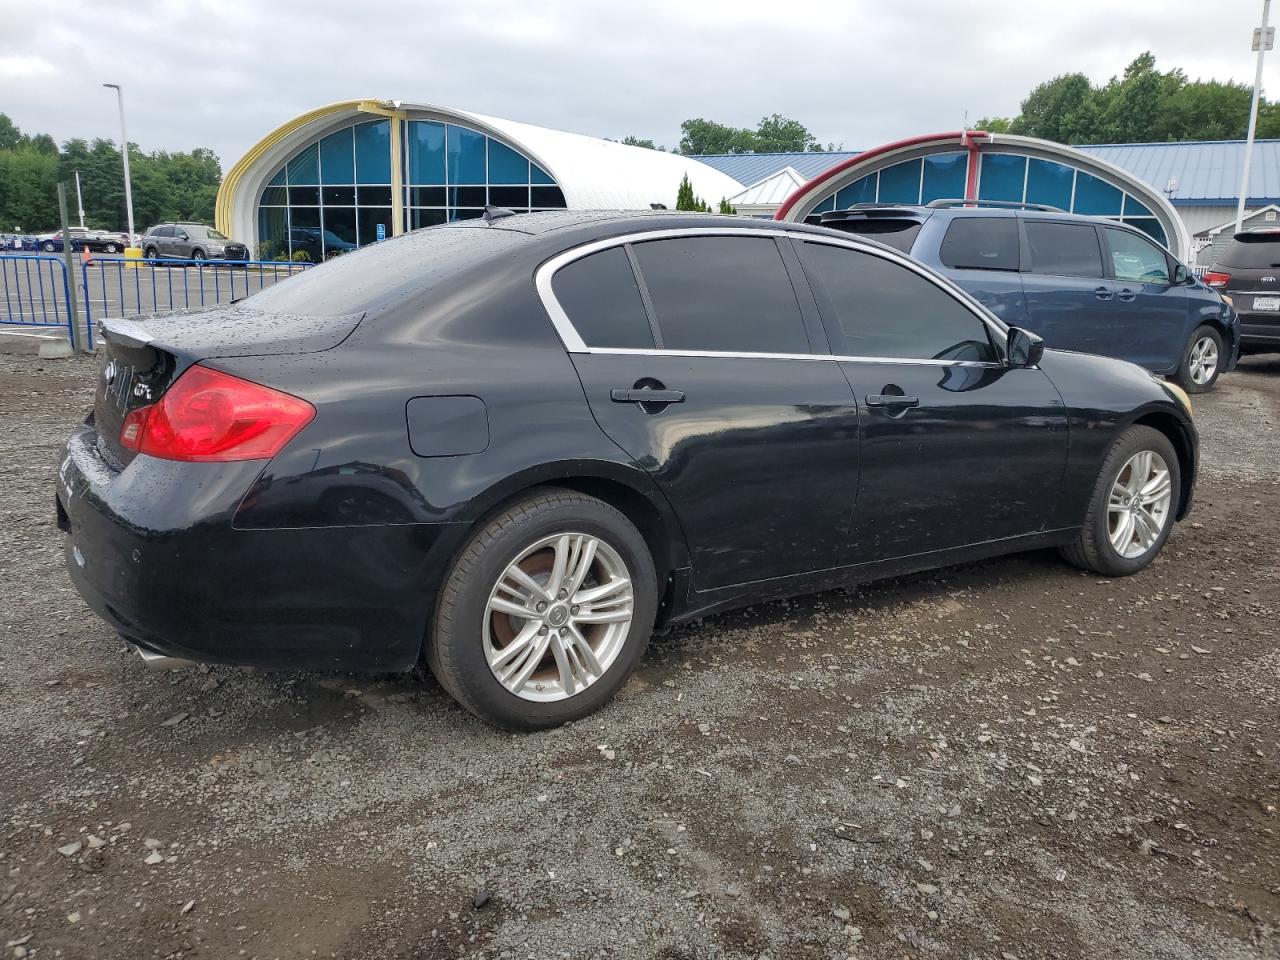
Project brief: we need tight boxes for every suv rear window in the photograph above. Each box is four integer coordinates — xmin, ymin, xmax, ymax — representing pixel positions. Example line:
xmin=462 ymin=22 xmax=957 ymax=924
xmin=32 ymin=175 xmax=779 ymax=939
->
xmin=939 ymin=218 xmax=1019 ymax=271
xmin=822 ymin=219 xmax=922 ymax=254
xmin=1217 ymin=235 xmax=1280 ymax=269
xmin=1023 ymin=220 xmax=1104 ymax=278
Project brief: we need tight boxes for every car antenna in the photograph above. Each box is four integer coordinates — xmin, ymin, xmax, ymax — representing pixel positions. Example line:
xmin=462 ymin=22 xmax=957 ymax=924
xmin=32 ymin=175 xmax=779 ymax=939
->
xmin=482 ymin=205 xmax=516 ymax=223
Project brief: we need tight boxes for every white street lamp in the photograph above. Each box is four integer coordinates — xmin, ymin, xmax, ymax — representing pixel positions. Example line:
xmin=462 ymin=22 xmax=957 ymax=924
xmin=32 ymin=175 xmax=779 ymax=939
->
xmin=103 ymin=83 xmax=136 ymax=245
xmin=1237 ymin=0 xmax=1273 ymax=233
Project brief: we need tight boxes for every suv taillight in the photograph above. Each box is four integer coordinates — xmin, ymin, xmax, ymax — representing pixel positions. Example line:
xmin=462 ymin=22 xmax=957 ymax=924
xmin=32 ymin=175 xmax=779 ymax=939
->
xmin=1203 ymin=271 xmax=1231 ymax=287
xmin=120 ymin=364 xmax=314 ymax=462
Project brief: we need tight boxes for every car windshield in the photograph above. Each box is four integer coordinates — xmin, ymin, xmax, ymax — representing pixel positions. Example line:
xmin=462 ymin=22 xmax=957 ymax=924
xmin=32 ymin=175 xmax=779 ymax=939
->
xmin=1218 ymin=235 xmax=1280 ymax=269
xmin=243 ymin=224 xmax=527 ymax=317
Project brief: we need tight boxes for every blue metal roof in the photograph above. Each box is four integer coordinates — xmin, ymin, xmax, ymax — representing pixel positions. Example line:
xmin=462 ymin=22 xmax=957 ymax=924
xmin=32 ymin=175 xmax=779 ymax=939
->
xmin=695 ymin=151 xmax=860 ymax=186
xmin=695 ymin=140 xmax=1280 ymax=205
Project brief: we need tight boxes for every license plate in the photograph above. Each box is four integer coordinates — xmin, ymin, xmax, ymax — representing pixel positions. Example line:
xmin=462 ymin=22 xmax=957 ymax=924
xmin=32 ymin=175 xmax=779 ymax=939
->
xmin=1253 ymin=296 xmax=1280 ymax=311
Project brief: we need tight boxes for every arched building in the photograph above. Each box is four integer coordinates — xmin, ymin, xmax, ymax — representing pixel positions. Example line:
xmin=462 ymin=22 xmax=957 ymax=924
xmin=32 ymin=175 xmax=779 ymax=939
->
xmin=215 ymin=99 xmax=743 ymax=260
xmin=770 ymin=131 xmax=1191 ymax=259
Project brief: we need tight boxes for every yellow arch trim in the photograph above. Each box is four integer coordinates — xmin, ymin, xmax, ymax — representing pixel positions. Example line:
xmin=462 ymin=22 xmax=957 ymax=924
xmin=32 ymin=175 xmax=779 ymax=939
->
xmin=214 ymin=99 xmax=376 ymax=237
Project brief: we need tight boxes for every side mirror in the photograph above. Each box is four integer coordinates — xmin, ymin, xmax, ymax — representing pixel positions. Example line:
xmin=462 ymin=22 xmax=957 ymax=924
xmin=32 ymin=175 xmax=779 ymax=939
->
xmin=1173 ymin=263 xmax=1191 ymax=284
xmin=1006 ymin=326 xmax=1044 ymax=368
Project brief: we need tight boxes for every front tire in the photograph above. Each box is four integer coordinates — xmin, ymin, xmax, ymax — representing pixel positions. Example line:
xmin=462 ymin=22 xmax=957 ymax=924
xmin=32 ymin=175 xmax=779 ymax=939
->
xmin=41 ymin=241 xmax=54 ymax=252
xmin=1175 ymin=325 xmax=1223 ymax=393
xmin=191 ymin=248 xmax=206 ymax=261
xmin=1060 ymin=425 xmax=1180 ymax=577
xmin=427 ymin=489 xmax=657 ymax=731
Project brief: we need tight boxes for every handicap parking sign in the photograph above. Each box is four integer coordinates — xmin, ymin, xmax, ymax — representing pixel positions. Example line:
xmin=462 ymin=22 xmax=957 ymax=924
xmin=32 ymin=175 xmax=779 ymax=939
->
xmin=376 ymin=223 xmax=386 ymax=242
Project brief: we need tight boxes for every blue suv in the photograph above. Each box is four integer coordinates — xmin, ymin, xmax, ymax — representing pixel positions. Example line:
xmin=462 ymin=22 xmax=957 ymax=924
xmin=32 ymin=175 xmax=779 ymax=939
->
xmin=817 ymin=201 xmax=1239 ymax=392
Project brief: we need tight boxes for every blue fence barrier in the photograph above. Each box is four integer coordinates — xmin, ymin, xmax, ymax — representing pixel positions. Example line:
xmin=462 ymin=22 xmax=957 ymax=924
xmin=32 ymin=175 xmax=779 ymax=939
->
xmin=80 ymin=258 xmax=312 ymax=349
xmin=0 ymin=255 xmax=76 ymax=343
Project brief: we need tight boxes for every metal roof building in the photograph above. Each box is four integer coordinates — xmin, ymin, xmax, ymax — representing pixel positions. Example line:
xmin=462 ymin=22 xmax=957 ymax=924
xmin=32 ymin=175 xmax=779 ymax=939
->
xmin=699 ymin=139 xmax=1280 ymax=262
xmin=216 ymin=99 xmax=742 ymax=260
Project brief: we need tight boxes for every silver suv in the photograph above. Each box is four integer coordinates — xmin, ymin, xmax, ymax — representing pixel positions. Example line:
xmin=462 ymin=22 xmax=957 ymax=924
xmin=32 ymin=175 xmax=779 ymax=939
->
xmin=141 ymin=223 xmax=249 ymax=261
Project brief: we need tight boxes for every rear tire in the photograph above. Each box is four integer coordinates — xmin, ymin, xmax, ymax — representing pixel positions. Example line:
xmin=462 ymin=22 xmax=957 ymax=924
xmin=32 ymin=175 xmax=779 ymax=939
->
xmin=1059 ymin=425 xmax=1180 ymax=577
xmin=1175 ymin=325 xmax=1223 ymax=393
xmin=427 ymin=488 xmax=657 ymax=731
xmin=104 ymin=242 xmax=118 ymax=254
xmin=144 ymin=247 xmax=158 ymax=260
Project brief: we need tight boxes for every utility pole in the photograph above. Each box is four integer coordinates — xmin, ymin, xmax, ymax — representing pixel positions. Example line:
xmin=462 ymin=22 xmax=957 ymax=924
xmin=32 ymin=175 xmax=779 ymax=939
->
xmin=1237 ymin=0 xmax=1272 ymax=233
xmin=74 ymin=170 xmax=85 ymax=229
xmin=103 ymin=83 xmax=136 ymax=243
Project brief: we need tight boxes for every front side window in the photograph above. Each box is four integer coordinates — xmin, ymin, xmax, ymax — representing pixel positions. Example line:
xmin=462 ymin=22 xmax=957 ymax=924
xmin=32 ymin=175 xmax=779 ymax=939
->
xmin=631 ymin=236 xmax=810 ymax=354
xmin=798 ymin=241 xmax=996 ymax=363
xmin=939 ymin=217 xmax=1020 ymax=271
xmin=552 ymin=247 xmax=654 ymax=350
xmin=1023 ymin=220 xmax=1103 ymax=278
xmin=1104 ymin=227 xmax=1170 ymax=283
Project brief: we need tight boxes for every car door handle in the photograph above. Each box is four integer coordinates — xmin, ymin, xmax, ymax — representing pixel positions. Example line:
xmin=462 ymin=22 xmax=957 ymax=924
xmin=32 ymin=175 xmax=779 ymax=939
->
xmin=865 ymin=394 xmax=919 ymax=408
xmin=1116 ymin=288 xmax=1136 ymax=302
xmin=1094 ymin=286 xmax=1113 ymax=301
xmin=610 ymin=388 xmax=685 ymax=404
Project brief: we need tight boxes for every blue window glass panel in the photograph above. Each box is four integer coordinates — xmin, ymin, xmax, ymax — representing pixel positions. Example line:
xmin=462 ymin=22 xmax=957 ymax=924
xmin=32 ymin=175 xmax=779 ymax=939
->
xmin=1073 ymin=172 xmax=1122 ymax=215
xmin=1123 ymin=194 xmax=1154 ymax=218
xmin=447 ymin=125 xmax=486 ymax=184
xmin=268 ymin=166 xmax=287 ymax=187
xmin=921 ymin=153 xmax=967 ymax=204
xmin=286 ymin=142 xmax=319 ymax=186
xmin=531 ymin=163 xmax=555 ymax=185
xmin=318 ymin=127 xmax=354 ymax=184
xmin=354 ymin=120 xmax=391 ymax=184
xmin=812 ymin=194 xmax=836 ymax=214
xmin=978 ymin=154 xmax=1026 ymax=203
xmin=407 ymin=121 xmax=446 ymax=185
xmin=878 ymin=158 xmax=922 ymax=204
xmin=1025 ymin=158 xmax=1073 ymax=211
xmin=488 ymin=138 xmax=529 ymax=184
xmin=1126 ymin=217 xmax=1167 ymax=247
xmin=834 ymin=174 xmax=876 ymax=209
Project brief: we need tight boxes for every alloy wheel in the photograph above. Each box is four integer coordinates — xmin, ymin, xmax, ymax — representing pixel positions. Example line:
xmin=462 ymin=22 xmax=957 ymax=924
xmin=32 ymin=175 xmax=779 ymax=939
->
xmin=1107 ymin=450 xmax=1173 ymax=559
xmin=482 ymin=532 xmax=634 ymax=702
xmin=1188 ymin=336 xmax=1218 ymax=385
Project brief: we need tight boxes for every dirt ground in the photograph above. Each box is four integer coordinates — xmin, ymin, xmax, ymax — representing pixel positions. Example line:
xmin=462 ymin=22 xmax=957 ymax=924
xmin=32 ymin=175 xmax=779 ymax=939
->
xmin=1 ymin=353 xmax=1277 ymax=960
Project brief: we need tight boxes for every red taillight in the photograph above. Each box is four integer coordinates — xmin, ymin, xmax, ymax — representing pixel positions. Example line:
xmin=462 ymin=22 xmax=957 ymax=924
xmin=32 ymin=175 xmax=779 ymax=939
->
xmin=119 ymin=364 xmax=315 ymax=462
xmin=1203 ymin=271 xmax=1231 ymax=287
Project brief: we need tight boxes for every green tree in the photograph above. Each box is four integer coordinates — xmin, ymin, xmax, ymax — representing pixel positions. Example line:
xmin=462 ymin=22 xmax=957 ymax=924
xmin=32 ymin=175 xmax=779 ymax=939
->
xmin=717 ymin=197 xmax=737 ymax=215
xmin=975 ymin=116 xmax=1013 ymax=133
xmin=621 ymin=135 xmax=657 ymax=149
xmin=678 ymin=118 xmax=756 ymax=155
xmin=1009 ymin=72 xmax=1093 ymax=142
xmin=754 ymin=114 xmax=818 ymax=152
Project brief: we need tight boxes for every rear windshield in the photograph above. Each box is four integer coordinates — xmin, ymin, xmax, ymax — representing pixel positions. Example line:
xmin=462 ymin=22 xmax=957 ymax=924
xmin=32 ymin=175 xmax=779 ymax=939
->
xmin=823 ymin=219 xmax=922 ymax=254
xmin=242 ymin=224 xmax=526 ymax=317
xmin=1217 ymin=236 xmax=1280 ymax=269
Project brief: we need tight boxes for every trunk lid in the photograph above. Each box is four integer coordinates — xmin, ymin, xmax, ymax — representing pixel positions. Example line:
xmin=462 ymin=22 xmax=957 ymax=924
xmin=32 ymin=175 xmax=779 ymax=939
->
xmin=92 ymin=307 xmax=362 ymax=468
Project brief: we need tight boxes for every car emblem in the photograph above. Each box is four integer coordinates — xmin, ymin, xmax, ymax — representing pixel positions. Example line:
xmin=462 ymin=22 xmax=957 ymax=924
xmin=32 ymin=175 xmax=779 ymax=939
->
xmin=1263 ymin=276 xmax=1276 ymax=282
xmin=104 ymin=359 xmax=117 ymax=384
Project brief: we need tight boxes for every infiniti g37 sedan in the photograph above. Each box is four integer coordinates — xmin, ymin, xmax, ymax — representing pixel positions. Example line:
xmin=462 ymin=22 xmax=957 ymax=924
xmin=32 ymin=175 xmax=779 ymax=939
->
xmin=57 ymin=211 xmax=1198 ymax=730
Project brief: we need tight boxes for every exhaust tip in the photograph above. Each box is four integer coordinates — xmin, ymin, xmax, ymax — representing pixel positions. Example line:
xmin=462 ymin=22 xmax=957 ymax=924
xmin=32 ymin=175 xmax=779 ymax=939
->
xmin=133 ymin=645 xmax=195 ymax=671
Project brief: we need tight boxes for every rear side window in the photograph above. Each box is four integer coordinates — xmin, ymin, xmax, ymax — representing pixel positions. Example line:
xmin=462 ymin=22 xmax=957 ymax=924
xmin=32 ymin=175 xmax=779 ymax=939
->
xmin=1104 ymin=227 xmax=1170 ymax=283
xmin=153 ymin=226 xmax=173 ymax=238
xmin=1023 ymin=221 xmax=1103 ymax=278
xmin=551 ymin=247 xmax=654 ymax=349
xmin=1217 ymin=236 xmax=1280 ymax=269
xmin=939 ymin=218 xmax=1019 ymax=271
xmin=799 ymin=241 xmax=996 ymax=363
xmin=823 ymin=219 xmax=922 ymax=254
xmin=632 ymin=236 xmax=810 ymax=354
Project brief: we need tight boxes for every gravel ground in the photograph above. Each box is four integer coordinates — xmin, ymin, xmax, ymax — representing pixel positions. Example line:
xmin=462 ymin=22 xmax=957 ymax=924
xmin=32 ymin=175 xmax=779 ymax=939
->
xmin=1 ymin=354 xmax=1277 ymax=960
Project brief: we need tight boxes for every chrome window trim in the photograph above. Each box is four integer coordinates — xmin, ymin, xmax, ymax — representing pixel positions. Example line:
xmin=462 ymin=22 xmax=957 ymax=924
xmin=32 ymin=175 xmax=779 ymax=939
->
xmin=534 ymin=225 xmax=1008 ymax=367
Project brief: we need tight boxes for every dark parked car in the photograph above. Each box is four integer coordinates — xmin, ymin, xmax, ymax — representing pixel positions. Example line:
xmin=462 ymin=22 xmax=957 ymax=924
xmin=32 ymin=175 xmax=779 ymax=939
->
xmin=1204 ymin=228 xmax=1280 ymax=354
xmin=35 ymin=228 xmax=128 ymax=253
xmin=141 ymin=223 xmax=249 ymax=261
xmin=289 ymin=226 xmax=357 ymax=262
xmin=57 ymin=211 xmax=1198 ymax=730
xmin=816 ymin=202 xmax=1239 ymax=393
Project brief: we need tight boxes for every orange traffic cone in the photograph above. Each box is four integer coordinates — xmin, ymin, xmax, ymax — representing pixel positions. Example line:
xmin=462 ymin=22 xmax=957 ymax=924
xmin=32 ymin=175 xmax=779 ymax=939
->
xmin=81 ymin=244 xmax=93 ymax=267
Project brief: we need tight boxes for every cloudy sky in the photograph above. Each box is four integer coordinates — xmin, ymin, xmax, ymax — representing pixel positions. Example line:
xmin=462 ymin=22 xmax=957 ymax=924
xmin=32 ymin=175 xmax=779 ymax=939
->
xmin=1 ymin=0 xmax=1273 ymax=167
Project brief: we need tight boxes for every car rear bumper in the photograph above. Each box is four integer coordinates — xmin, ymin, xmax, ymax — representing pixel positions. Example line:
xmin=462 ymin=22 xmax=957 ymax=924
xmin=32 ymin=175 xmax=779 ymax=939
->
xmin=1237 ymin=310 xmax=1280 ymax=348
xmin=57 ymin=424 xmax=466 ymax=672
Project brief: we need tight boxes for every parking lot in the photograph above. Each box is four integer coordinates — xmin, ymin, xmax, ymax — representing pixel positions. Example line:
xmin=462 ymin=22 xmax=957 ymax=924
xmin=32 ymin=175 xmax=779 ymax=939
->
xmin=1 ymin=354 xmax=1277 ymax=959
xmin=0 ymin=257 xmax=305 ymax=328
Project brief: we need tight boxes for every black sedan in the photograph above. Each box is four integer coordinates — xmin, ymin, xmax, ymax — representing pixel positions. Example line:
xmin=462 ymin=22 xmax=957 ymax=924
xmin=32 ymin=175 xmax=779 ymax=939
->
xmin=57 ymin=210 xmax=1198 ymax=730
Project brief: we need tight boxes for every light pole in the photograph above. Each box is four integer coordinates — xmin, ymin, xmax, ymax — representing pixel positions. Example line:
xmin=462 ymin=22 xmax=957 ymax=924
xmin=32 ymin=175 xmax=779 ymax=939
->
xmin=1237 ymin=0 xmax=1272 ymax=233
xmin=74 ymin=170 xmax=85 ymax=229
xmin=102 ymin=83 xmax=136 ymax=244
